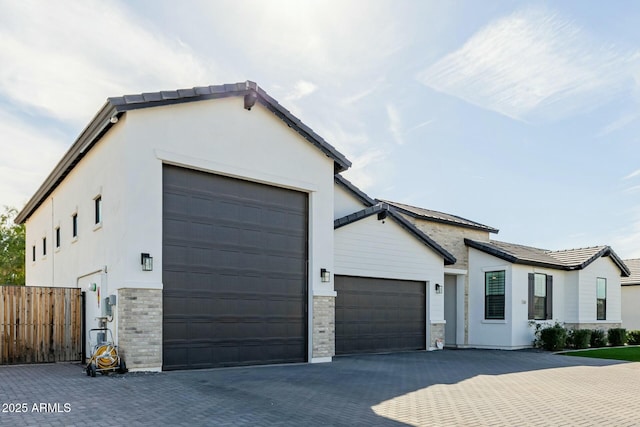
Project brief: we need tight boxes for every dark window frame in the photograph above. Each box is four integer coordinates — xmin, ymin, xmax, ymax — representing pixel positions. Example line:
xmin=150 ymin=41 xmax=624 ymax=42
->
xmin=42 ymin=237 xmax=46 ymax=256
xmin=596 ymin=277 xmax=607 ymax=320
xmin=485 ymin=270 xmax=506 ymax=320
xmin=94 ymin=196 xmax=102 ymax=225
xmin=55 ymin=227 xmax=61 ymax=248
xmin=528 ymin=273 xmax=553 ymax=320
xmin=32 ymin=245 xmax=36 ymax=262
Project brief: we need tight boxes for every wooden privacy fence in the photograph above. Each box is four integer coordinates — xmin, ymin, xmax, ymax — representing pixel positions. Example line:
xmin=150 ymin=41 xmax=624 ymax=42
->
xmin=0 ymin=286 xmax=82 ymax=364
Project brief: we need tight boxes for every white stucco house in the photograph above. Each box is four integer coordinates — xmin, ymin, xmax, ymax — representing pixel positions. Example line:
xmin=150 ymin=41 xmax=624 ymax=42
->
xmin=16 ymin=81 xmax=460 ymax=372
xmin=16 ymin=81 xmax=352 ymax=371
xmin=381 ymin=200 xmax=630 ymax=350
xmin=16 ymin=80 xmax=632 ymax=371
xmin=621 ymin=259 xmax=640 ymax=331
xmin=465 ymin=240 xmax=630 ymax=349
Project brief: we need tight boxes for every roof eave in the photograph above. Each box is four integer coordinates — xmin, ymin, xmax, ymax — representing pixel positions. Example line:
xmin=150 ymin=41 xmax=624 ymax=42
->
xmin=16 ymin=81 xmax=351 ymax=224
xmin=15 ymin=102 xmax=119 ymax=224
xmin=334 ymin=175 xmax=376 ymax=207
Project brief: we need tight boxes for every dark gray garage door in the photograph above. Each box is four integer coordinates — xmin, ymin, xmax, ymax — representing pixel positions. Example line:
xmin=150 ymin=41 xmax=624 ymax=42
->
xmin=162 ymin=165 xmax=308 ymax=370
xmin=335 ymin=276 xmax=426 ymax=355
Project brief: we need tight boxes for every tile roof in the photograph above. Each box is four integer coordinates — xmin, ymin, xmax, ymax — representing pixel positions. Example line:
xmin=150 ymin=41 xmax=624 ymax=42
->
xmin=465 ymin=239 xmax=630 ymax=276
xmin=380 ymin=200 xmax=499 ymax=233
xmin=334 ymin=203 xmax=456 ymax=265
xmin=16 ymin=81 xmax=351 ymax=224
xmin=621 ymin=259 xmax=640 ymax=285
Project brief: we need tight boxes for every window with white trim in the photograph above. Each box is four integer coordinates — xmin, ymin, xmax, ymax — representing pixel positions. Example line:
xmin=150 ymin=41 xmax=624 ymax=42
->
xmin=485 ymin=270 xmax=505 ymax=319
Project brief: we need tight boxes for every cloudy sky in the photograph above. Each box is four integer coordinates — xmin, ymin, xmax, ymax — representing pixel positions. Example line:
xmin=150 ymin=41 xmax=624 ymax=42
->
xmin=1 ymin=0 xmax=639 ymax=258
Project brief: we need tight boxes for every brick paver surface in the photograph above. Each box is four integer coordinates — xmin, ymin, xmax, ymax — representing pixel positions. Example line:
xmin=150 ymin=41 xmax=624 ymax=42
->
xmin=0 ymin=349 xmax=638 ymax=426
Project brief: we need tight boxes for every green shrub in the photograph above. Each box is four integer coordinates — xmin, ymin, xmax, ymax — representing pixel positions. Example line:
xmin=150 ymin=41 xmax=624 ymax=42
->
xmin=628 ymin=330 xmax=640 ymax=345
xmin=539 ymin=325 xmax=567 ymax=351
xmin=608 ymin=328 xmax=627 ymax=346
xmin=590 ymin=329 xmax=608 ymax=348
xmin=569 ymin=329 xmax=592 ymax=349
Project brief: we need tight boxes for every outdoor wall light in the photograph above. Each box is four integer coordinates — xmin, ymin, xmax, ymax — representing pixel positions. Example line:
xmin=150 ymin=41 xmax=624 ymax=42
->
xmin=321 ymin=268 xmax=331 ymax=283
xmin=244 ymin=91 xmax=258 ymax=110
xmin=435 ymin=283 xmax=443 ymax=294
xmin=141 ymin=253 xmax=153 ymax=271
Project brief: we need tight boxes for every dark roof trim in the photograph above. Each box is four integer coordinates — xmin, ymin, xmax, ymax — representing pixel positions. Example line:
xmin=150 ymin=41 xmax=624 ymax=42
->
xmin=465 ymin=239 xmax=630 ymax=276
xmin=382 ymin=201 xmax=499 ymax=233
xmin=108 ymin=81 xmax=351 ymax=174
xmin=334 ymin=203 xmax=389 ymax=229
xmin=15 ymin=102 xmax=120 ymax=224
xmin=16 ymin=81 xmax=351 ymax=224
xmin=335 ymin=203 xmax=457 ymax=265
xmin=334 ymin=174 xmax=376 ymax=206
xmin=598 ymin=248 xmax=631 ymax=277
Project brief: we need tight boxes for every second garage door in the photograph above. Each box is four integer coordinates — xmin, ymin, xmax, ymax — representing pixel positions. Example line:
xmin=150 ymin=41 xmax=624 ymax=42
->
xmin=335 ymin=276 xmax=426 ymax=355
xmin=162 ymin=165 xmax=308 ymax=370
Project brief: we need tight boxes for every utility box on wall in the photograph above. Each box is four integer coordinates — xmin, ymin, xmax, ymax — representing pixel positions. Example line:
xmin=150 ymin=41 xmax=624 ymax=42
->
xmin=102 ymin=294 xmax=117 ymax=317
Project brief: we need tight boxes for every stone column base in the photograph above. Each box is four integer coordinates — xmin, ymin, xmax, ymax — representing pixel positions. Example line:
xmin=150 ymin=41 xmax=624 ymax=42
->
xmin=118 ymin=288 xmax=162 ymax=371
xmin=312 ymin=296 xmax=335 ymax=359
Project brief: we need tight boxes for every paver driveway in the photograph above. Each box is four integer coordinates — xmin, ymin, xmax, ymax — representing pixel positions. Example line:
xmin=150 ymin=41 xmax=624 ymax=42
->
xmin=1 ymin=349 xmax=639 ymax=426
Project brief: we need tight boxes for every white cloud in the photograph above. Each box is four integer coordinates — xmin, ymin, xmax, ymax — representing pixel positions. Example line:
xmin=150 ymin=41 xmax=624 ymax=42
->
xmin=611 ymin=207 xmax=640 ymax=259
xmin=418 ymin=6 xmax=639 ymax=122
xmin=597 ymin=112 xmax=640 ymax=137
xmin=0 ymin=0 xmax=216 ymax=126
xmin=386 ymin=104 xmax=404 ymax=145
xmin=406 ymin=119 xmax=434 ymax=133
xmin=285 ymin=80 xmax=318 ymax=101
xmin=0 ymin=110 xmax=68 ymax=210
xmin=624 ymin=169 xmax=640 ymax=180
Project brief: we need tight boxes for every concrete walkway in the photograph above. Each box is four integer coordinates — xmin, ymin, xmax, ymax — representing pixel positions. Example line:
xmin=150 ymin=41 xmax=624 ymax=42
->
xmin=0 ymin=349 xmax=638 ymax=426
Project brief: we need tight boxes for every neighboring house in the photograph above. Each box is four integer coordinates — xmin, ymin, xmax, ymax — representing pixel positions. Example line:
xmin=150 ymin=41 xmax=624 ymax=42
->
xmin=16 ymin=81 xmax=351 ymax=371
xmin=465 ymin=240 xmax=630 ymax=349
xmin=621 ymin=259 xmax=640 ymax=331
xmin=333 ymin=176 xmax=456 ymax=353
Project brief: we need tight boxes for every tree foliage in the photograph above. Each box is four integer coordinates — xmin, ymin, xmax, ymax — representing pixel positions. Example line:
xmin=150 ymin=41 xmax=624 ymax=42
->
xmin=0 ymin=206 xmax=25 ymax=285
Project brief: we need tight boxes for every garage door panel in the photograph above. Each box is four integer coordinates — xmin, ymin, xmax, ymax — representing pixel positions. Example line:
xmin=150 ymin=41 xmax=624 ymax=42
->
xmin=335 ymin=276 xmax=426 ymax=355
xmin=162 ymin=165 xmax=307 ymax=370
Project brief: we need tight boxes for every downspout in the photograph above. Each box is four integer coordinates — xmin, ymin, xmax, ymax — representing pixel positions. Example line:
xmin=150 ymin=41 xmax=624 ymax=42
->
xmin=51 ymin=197 xmax=54 ymax=286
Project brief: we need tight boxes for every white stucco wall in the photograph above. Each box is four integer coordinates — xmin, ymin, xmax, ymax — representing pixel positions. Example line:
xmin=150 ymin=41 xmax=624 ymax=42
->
xmin=510 ymin=264 xmax=566 ymax=347
xmin=467 ymin=248 xmax=514 ymax=348
xmin=334 ymin=182 xmax=368 ymax=219
xmin=468 ymin=247 xmax=625 ymax=349
xmin=622 ymin=285 xmax=640 ymax=330
xmin=575 ymin=256 xmax=622 ymax=324
xmin=334 ymin=214 xmax=445 ymax=322
xmin=24 ymin=95 xmax=338 ymax=361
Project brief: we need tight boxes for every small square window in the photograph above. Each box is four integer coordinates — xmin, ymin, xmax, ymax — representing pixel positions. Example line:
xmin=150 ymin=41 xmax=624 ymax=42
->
xmin=94 ymin=196 xmax=102 ymax=225
xmin=72 ymin=213 xmax=78 ymax=238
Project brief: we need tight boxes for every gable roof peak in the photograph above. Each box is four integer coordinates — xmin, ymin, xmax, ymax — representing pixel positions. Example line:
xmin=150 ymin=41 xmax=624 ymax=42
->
xmin=17 ymin=81 xmax=351 ymax=224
